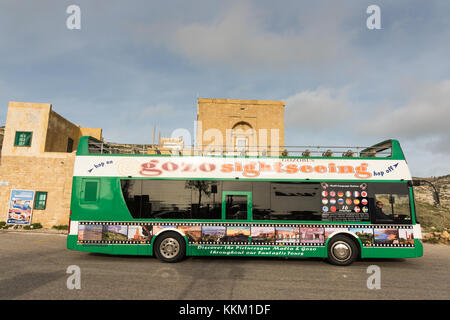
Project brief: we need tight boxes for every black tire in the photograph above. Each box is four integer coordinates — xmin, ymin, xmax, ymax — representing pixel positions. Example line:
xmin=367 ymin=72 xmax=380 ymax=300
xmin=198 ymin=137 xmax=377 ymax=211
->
xmin=326 ymin=235 xmax=359 ymax=266
xmin=154 ymin=231 xmax=186 ymax=263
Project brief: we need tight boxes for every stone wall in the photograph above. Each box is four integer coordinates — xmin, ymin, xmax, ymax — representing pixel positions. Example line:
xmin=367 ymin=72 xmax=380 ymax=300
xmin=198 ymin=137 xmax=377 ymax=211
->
xmin=422 ymin=228 xmax=450 ymax=244
xmin=0 ymin=154 xmax=75 ymax=228
xmin=2 ymin=102 xmax=52 ymax=156
xmin=196 ymin=98 xmax=285 ymax=155
xmin=44 ymin=110 xmax=83 ymax=152
xmin=45 ymin=110 xmax=103 ymax=152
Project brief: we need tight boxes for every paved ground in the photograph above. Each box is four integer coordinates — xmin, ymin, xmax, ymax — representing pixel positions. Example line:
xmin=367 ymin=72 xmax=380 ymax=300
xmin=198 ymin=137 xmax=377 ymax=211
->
xmin=0 ymin=231 xmax=449 ymax=300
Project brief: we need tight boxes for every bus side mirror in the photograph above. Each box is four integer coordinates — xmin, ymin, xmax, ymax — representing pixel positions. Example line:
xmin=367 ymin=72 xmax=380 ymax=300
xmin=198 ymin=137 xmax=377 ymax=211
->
xmin=409 ymin=180 xmax=421 ymax=187
xmin=411 ymin=179 xmax=440 ymax=205
xmin=433 ymin=192 xmax=440 ymax=205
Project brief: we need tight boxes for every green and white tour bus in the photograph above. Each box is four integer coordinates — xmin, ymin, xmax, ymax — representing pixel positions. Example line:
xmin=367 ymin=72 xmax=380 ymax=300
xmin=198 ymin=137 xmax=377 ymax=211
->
xmin=67 ymin=137 xmax=423 ymax=265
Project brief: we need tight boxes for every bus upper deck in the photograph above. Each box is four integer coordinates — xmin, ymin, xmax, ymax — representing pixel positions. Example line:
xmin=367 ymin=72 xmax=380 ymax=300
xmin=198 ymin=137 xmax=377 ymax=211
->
xmin=77 ymin=136 xmax=405 ymax=159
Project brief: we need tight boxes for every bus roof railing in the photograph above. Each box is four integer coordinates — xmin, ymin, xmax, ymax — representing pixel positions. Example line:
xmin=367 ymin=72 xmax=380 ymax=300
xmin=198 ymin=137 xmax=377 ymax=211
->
xmin=80 ymin=137 xmax=404 ymax=159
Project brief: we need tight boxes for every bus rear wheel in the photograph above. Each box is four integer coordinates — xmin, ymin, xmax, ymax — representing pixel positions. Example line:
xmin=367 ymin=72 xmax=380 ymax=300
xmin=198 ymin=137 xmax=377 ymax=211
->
xmin=327 ymin=235 xmax=358 ymax=266
xmin=154 ymin=232 xmax=186 ymax=263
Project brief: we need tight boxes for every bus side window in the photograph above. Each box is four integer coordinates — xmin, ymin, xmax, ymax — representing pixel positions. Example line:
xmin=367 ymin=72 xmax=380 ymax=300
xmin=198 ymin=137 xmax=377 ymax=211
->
xmin=121 ymin=179 xmax=142 ymax=219
xmin=81 ymin=179 xmax=100 ymax=203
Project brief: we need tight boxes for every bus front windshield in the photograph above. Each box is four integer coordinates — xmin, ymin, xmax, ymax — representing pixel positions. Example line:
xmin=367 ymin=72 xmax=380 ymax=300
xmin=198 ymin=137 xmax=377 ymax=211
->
xmin=373 ymin=193 xmax=412 ymax=224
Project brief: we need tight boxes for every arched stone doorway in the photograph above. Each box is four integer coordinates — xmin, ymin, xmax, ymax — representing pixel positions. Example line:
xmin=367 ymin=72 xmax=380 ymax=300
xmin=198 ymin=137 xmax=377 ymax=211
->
xmin=231 ymin=121 xmax=256 ymax=155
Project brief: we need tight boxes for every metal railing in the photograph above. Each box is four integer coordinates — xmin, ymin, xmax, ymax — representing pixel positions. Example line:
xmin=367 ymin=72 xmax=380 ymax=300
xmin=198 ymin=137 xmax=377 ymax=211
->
xmin=87 ymin=140 xmax=392 ymax=158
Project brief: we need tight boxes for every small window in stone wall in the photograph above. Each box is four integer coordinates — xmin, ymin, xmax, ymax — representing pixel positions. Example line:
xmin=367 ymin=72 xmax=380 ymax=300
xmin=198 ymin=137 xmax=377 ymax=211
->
xmin=14 ymin=131 xmax=33 ymax=147
xmin=34 ymin=191 xmax=48 ymax=210
xmin=67 ymin=137 xmax=74 ymax=152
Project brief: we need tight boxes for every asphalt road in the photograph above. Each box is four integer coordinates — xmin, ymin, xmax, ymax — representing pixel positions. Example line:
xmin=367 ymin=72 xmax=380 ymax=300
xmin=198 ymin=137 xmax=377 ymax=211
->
xmin=0 ymin=231 xmax=449 ymax=300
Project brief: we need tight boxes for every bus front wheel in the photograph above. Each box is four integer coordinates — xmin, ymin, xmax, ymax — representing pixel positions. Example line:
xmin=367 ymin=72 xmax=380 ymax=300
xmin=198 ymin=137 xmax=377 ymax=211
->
xmin=326 ymin=235 xmax=358 ymax=266
xmin=154 ymin=232 xmax=186 ymax=263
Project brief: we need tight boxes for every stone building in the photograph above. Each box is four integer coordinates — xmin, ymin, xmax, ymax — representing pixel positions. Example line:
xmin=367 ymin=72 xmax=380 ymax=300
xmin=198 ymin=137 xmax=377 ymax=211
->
xmin=0 ymin=102 xmax=102 ymax=228
xmin=196 ymin=98 xmax=285 ymax=156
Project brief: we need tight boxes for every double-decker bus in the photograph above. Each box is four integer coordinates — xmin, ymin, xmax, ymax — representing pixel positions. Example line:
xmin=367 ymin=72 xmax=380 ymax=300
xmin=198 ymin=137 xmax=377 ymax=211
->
xmin=67 ymin=137 xmax=423 ymax=265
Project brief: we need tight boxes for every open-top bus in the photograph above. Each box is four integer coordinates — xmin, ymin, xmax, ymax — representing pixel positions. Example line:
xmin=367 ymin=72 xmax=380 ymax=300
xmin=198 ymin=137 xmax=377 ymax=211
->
xmin=67 ymin=137 xmax=423 ymax=265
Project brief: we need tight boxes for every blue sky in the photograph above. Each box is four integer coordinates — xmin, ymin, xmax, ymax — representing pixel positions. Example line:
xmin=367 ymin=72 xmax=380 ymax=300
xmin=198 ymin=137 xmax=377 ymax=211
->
xmin=0 ymin=0 xmax=449 ymax=177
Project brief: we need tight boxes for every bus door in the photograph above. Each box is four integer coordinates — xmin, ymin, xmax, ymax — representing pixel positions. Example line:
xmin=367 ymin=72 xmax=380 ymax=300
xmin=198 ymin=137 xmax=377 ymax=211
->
xmin=222 ymin=191 xmax=252 ymax=221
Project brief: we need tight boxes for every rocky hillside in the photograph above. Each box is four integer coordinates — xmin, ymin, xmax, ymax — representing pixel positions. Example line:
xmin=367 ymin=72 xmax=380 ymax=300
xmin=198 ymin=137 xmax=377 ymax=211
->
xmin=413 ymin=175 xmax=450 ymax=243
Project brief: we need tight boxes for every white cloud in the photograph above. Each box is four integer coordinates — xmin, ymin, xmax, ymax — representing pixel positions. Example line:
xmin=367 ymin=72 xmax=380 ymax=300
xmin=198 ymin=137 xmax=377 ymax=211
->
xmin=142 ymin=1 xmax=356 ymax=70
xmin=361 ymin=80 xmax=450 ymax=154
xmin=284 ymin=82 xmax=450 ymax=176
xmin=285 ymin=87 xmax=353 ymax=128
xmin=141 ymin=103 xmax=176 ymax=117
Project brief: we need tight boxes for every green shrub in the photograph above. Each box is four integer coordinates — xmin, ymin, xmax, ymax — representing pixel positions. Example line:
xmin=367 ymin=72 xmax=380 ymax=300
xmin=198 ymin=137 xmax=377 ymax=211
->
xmin=52 ymin=225 xmax=69 ymax=230
xmin=31 ymin=222 xmax=43 ymax=229
xmin=0 ymin=222 xmax=11 ymax=229
xmin=22 ymin=223 xmax=43 ymax=230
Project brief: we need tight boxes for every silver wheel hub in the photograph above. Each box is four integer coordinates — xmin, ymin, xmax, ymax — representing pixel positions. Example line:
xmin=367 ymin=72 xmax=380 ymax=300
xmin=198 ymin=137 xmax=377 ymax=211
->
xmin=332 ymin=241 xmax=351 ymax=261
xmin=160 ymin=238 xmax=180 ymax=259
